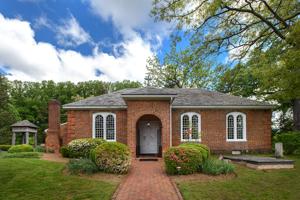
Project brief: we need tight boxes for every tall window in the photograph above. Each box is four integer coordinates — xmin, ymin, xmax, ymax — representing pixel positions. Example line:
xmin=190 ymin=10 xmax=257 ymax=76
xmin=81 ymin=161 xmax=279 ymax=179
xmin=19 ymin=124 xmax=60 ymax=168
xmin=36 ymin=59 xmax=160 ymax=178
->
xmin=226 ymin=112 xmax=246 ymax=141
xmin=93 ymin=113 xmax=116 ymax=141
xmin=181 ymin=112 xmax=201 ymax=141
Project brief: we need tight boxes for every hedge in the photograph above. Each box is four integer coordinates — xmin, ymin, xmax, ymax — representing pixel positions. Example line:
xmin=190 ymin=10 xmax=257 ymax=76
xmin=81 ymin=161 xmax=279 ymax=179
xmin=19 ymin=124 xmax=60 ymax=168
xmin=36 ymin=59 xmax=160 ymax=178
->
xmin=66 ymin=159 xmax=98 ymax=175
xmin=273 ymin=131 xmax=300 ymax=154
xmin=202 ymin=158 xmax=235 ymax=175
xmin=92 ymin=142 xmax=131 ymax=174
xmin=8 ymin=144 xmax=33 ymax=153
xmin=0 ymin=145 xmax=12 ymax=151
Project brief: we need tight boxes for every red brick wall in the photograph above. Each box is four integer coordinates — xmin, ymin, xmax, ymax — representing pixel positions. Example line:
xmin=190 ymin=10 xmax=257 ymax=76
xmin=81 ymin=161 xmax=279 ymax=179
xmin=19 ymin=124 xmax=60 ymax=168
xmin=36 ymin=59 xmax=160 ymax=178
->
xmin=45 ymin=100 xmax=61 ymax=152
xmin=172 ymin=109 xmax=272 ymax=152
xmin=65 ymin=110 xmax=127 ymax=145
xmin=126 ymin=100 xmax=171 ymax=156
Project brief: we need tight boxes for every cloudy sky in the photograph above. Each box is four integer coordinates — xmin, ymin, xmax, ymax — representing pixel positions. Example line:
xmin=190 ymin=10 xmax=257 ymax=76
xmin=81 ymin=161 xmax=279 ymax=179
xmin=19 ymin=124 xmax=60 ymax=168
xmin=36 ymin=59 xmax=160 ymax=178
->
xmin=0 ymin=0 xmax=175 ymax=82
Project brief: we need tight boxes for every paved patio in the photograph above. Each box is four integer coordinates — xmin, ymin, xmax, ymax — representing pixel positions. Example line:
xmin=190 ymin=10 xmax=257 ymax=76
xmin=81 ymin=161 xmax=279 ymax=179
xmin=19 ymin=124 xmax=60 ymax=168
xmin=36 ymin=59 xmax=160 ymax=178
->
xmin=112 ymin=159 xmax=182 ymax=200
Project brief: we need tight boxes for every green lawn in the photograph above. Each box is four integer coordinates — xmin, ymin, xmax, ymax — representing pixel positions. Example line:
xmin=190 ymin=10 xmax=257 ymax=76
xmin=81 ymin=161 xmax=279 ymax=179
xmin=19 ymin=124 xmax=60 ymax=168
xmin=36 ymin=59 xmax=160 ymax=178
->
xmin=176 ymin=156 xmax=300 ymax=200
xmin=0 ymin=154 xmax=118 ymax=200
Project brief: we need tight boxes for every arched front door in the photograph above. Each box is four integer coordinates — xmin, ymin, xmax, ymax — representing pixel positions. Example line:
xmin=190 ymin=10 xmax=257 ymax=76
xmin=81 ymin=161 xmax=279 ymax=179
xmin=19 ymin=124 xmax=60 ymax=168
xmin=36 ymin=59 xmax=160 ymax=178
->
xmin=136 ymin=115 xmax=162 ymax=157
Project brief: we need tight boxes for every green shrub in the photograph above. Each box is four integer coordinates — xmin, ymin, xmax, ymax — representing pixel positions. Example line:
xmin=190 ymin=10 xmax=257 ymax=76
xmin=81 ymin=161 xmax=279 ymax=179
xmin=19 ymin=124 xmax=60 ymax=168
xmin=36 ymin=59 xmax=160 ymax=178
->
xmin=0 ymin=145 xmax=12 ymax=151
xmin=66 ymin=159 xmax=98 ymax=175
xmin=273 ymin=131 xmax=300 ymax=154
xmin=60 ymin=146 xmax=70 ymax=158
xmin=164 ymin=146 xmax=203 ymax=175
xmin=34 ymin=146 xmax=46 ymax=152
xmin=179 ymin=143 xmax=210 ymax=160
xmin=8 ymin=144 xmax=33 ymax=153
xmin=3 ymin=152 xmax=40 ymax=158
xmin=92 ymin=142 xmax=131 ymax=174
xmin=202 ymin=158 xmax=235 ymax=175
xmin=67 ymin=138 xmax=106 ymax=158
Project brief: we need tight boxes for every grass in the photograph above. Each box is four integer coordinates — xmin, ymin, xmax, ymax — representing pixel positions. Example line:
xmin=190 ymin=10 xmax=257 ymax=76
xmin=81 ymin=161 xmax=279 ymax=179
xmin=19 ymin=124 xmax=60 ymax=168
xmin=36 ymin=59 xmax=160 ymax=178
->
xmin=176 ymin=155 xmax=300 ymax=200
xmin=0 ymin=153 xmax=118 ymax=200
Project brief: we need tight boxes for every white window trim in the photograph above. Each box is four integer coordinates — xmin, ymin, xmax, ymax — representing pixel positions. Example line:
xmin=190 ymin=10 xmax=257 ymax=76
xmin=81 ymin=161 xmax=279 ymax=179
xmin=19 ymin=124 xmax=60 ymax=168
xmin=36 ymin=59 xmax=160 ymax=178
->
xmin=180 ymin=112 xmax=201 ymax=142
xmin=92 ymin=112 xmax=116 ymax=141
xmin=226 ymin=112 xmax=247 ymax=142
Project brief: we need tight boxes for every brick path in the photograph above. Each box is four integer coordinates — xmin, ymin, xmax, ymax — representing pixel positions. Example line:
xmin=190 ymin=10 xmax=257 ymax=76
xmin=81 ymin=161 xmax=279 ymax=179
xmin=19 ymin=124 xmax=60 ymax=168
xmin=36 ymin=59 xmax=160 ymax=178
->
xmin=113 ymin=159 xmax=182 ymax=200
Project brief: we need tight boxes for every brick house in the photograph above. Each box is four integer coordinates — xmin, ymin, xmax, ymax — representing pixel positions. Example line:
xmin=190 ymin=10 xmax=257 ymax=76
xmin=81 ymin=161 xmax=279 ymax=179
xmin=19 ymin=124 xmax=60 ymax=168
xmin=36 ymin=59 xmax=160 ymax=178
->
xmin=45 ymin=87 xmax=273 ymax=156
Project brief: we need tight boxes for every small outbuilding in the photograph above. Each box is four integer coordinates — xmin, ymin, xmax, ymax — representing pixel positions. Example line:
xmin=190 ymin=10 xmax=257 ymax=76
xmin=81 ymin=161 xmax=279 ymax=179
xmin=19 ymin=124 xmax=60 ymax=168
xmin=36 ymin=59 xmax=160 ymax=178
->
xmin=11 ymin=120 xmax=38 ymax=147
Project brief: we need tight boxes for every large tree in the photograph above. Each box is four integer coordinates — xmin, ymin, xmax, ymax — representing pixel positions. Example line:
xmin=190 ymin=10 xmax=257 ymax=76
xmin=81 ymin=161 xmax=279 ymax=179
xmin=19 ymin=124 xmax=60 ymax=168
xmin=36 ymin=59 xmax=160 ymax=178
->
xmin=151 ymin=0 xmax=300 ymax=130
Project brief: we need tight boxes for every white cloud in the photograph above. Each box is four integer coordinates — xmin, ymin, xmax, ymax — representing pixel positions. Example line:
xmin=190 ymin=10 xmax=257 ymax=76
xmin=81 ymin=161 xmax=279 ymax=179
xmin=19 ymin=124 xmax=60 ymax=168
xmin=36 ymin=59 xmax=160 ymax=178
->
xmin=33 ymin=15 xmax=52 ymax=29
xmin=0 ymin=13 xmax=152 ymax=82
xmin=87 ymin=0 xmax=171 ymax=40
xmin=56 ymin=15 xmax=93 ymax=47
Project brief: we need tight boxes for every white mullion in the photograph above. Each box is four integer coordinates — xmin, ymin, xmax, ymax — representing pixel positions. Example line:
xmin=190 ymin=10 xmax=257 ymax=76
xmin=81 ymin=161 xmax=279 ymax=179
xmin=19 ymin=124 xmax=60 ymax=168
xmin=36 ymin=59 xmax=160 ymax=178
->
xmin=233 ymin=114 xmax=237 ymax=140
xmin=103 ymin=113 xmax=107 ymax=140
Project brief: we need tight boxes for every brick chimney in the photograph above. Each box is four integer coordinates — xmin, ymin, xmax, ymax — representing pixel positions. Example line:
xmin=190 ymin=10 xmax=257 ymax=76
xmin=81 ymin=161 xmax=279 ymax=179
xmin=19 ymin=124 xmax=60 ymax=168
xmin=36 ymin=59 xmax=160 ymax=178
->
xmin=45 ymin=99 xmax=61 ymax=153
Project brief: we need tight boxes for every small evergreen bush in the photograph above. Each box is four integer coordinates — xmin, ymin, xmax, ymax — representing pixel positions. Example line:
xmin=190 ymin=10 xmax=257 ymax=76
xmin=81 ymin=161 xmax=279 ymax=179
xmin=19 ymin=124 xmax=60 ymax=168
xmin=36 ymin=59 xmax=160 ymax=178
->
xmin=66 ymin=159 xmax=98 ymax=175
xmin=8 ymin=144 xmax=33 ymax=153
xmin=34 ymin=146 xmax=46 ymax=152
xmin=92 ymin=142 xmax=131 ymax=174
xmin=0 ymin=145 xmax=12 ymax=151
xmin=164 ymin=146 xmax=203 ymax=175
xmin=3 ymin=152 xmax=40 ymax=158
xmin=202 ymin=158 xmax=235 ymax=175
xmin=273 ymin=131 xmax=300 ymax=154
xmin=67 ymin=138 xmax=106 ymax=158
xmin=60 ymin=146 xmax=70 ymax=158
xmin=179 ymin=143 xmax=210 ymax=160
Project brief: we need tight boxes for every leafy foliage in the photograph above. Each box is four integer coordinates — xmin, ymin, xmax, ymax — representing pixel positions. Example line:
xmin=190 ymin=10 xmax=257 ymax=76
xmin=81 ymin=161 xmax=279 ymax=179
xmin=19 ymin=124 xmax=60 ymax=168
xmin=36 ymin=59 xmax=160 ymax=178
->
xmin=179 ymin=143 xmax=210 ymax=160
xmin=34 ymin=145 xmax=46 ymax=153
xmin=66 ymin=138 xmax=106 ymax=158
xmin=92 ymin=142 xmax=131 ymax=174
xmin=2 ymin=152 xmax=40 ymax=158
xmin=8 ymin=144 xmax=33 ymax=153
xmin=60 ymin=146 xmax=71 ymax=158
xmin=66 ymin=159 xmax=98 ymax=175
xmin=0 ymin=145 xmax=12 ymax=151
xmin=202 ymin=158 xmax=235 ymax=175
xmin=164 ymin=146 xmax=203 ymax=175
xmin=273 ymin=131 xmax=300 ymax=154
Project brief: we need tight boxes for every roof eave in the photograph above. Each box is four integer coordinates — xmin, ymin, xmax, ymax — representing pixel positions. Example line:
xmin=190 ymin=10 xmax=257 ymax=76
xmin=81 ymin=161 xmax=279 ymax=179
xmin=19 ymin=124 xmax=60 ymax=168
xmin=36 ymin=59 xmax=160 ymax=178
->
xmin=62 ymin=105 xmax=128 ymax=110
xmin=171 ymin=105 xmax=275 ymax=109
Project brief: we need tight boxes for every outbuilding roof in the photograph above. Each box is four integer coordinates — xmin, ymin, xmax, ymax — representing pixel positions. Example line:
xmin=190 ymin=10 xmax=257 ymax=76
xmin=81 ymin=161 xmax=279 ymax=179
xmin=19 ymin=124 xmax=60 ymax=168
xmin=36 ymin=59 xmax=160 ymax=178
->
xmin=63 ymin=87 xmax=273 ymax=109
xmin=11 ymin=120 xmax=38 ymax=128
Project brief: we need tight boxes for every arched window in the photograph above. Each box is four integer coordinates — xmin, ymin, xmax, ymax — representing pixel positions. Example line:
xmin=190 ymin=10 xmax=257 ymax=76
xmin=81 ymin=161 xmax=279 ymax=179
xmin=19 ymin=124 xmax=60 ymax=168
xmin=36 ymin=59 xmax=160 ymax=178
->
xmin=226 ymin=112 xmax=246 ymax=141
xmin=181 ymin=112 xmax=201 ymax=141
xmin=93 ymin=113 xmax=116 ymax=141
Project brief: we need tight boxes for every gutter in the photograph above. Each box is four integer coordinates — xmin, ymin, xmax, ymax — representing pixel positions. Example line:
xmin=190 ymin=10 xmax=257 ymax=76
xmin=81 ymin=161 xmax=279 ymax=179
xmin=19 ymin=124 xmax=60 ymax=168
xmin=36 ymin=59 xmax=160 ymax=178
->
xmin=171 ymin=105 xmax=275 ymax=109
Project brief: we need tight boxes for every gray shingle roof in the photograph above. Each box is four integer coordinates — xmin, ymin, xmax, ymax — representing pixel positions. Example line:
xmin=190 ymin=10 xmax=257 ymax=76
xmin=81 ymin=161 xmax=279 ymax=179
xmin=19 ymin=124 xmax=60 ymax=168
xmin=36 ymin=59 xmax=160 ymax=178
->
xmin=63 ymin=87 xmax=273 ymax=109
xmin=11 ymin=120 xmax=38 ymax=128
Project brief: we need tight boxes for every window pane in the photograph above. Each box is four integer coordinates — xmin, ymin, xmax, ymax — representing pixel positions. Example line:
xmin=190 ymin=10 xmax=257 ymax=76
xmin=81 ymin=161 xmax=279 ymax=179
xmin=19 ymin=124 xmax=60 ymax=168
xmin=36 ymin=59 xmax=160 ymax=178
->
xmin=95 ymin=115 xmax=104 ymax=139
xmin=106 ymin=115 xmax=115 ymax=140
xmin=191 ymin=115 xmax=199 ymax=139
xmin=227 ymin=115 xmax=234 ymax=139
xmin=182 ymin=115 xmax=189 ymax=139
xmin=237 ymin=115 xmax=243 ymax=139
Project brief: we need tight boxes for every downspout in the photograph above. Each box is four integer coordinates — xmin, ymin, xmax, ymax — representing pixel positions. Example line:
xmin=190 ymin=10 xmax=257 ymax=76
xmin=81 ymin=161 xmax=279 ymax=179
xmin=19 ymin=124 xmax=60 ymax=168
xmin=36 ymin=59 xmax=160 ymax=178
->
xmin=170 ymin=97 xmax=174 ymax=147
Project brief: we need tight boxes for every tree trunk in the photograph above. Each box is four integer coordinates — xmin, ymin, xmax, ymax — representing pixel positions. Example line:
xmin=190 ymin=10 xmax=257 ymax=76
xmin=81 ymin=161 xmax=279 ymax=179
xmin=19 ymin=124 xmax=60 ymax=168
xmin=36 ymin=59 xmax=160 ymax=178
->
xmin=293 ymin=99 xmax=300 ymax=131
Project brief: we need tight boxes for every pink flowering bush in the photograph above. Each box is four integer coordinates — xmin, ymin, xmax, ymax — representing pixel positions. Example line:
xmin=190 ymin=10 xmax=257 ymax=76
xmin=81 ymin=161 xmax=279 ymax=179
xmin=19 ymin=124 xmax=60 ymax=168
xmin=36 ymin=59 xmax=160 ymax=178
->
xmin=164 ymin=146 xmax=203 ymax=175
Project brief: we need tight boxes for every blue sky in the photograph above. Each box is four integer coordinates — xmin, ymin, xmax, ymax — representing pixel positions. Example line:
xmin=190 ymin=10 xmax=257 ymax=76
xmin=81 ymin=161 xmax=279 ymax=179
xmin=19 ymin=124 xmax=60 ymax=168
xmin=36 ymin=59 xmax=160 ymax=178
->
xmin=0 ymin=0 xmax=226 ymax=82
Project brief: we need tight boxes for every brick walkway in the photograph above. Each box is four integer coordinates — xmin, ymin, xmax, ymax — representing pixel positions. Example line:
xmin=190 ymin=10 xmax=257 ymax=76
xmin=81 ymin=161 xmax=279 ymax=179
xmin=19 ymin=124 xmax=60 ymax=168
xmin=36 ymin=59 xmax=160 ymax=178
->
xmin=113 ymin=159 xmax=182 ymax=200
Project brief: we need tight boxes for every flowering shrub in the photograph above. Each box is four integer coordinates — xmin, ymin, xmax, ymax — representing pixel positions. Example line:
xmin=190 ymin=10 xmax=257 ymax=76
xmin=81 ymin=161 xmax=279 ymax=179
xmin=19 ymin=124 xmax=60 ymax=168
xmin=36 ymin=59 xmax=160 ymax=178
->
xmin=8 ymin=144 xmax=33 ymax=153
xmin=164 ymin=146 xmax=203 ymax=175
xmin=179 ymin=143 xmax=210 ymax=160
xmin=66 ymin=138 xmax=106 ymax=158
xmin=92 ymin=142 xmax=131 ymax=174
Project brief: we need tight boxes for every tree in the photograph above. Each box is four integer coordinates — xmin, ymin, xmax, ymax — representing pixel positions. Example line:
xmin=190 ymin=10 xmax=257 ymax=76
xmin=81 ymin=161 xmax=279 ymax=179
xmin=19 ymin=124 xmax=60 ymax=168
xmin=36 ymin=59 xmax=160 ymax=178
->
xmin=146 ymin=41 xmax=212 ymax=88
xmin=152 ymin=0 xmax=300 ymax=130
xmin=0 ymin=76 xmax=20 ymax=144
